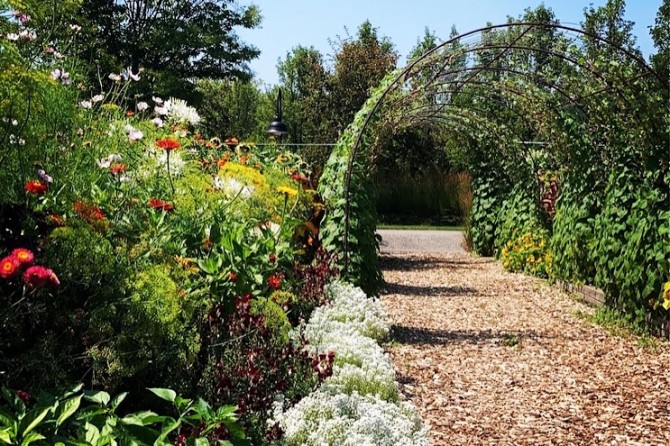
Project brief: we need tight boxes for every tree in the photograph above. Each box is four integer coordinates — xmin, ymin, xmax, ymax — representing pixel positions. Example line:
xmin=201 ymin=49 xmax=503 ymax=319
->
xmin=74 ymin=0 xmax=262 ymax=98
xmin=650 ymin=0 xmax=669 ymax=86
xmin=194 ymin=78 xmax=270 ymax=139
xmin=276 ymin=46 xmax=331 ymax=144
xmin=329 ymin=20 xmax=398 ymax=134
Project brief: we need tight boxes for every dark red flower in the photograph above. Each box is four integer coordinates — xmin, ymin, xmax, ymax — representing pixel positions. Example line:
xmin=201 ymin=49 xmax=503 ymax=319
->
xmin=25 ymin=180 xmax=48 ymax=195
xmin=0 ymin=256 xmax=20 ymax=279
xmin=155 ymin=138 xmax=181 ymax=151
xmin=228 ymin=272 xmax=238 ymax=282
xmin=15 ymin=390 xmax=31 ymax=403
xmin=23 ymin=265 xmax=59 ymax=288
xmin=267 ymin=275 xmax=281 ymax=290
xmin=10 ymin=248 xmax=34 ymax=266
xmin=148 ymin=198 xmax=174 ymax=212
xmin=269 ymin=254 xmax=276 ymax=264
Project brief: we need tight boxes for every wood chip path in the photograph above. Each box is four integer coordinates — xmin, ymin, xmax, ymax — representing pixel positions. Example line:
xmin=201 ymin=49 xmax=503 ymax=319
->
xmin=380 ymin=252 xmax=670 ymax=446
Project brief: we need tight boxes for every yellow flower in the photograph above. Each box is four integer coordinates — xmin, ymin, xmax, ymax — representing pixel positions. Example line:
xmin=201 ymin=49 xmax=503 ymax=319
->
xmin=277 ymin=185 xmax=298 ymax=198
xmin=662 ymin=282 xmax=670 ymax=310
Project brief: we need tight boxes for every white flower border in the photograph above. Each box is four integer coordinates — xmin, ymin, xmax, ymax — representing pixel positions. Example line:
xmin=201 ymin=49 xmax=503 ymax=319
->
xmin=271 ymin=281 xmax=431 ymax=445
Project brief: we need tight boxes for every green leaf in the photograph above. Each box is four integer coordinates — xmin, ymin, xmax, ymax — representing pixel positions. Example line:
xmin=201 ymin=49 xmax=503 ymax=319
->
xmin=84 ymin=391 xmax=110 ymax=406
xmin=55 ymin=394 xmax=83 ymax=427
xmin=110 ymin=392 xmax=128 ymax=412
xmin=0 ymin=429 xmax=11 ymax=444
xmin=19 ymin=407 xmax=50 ymax=437
xmin=84 ymin=422 xmax=100 ymax=445
xmin=147 ymin=388 xmax=176 ymax=403
xmin=20 ymin=431 xmax=45 ymax=446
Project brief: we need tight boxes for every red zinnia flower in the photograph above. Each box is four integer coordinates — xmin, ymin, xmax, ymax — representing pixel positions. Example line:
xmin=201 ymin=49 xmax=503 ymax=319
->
xmin=109 ymin=163 xmax=126 ymax=175
xmin=0 ymin=256 xmax=20 ymax=279
xmin=23 ymin=265 xmax=59 ymax=288
xmin=74 ymin=201 xmax=105 ymax=222
xmin=25 ymin=180 xmax=48 ymax=195
xmin=148 ymin=198 xmax=174 ymax=212
xmin=11 ymin=248 xmax=34 ymax=266
xmin=155 ymin=138 xmax=181 ymax=151
xmin=267 ymin=275 xmax=282 ymax=290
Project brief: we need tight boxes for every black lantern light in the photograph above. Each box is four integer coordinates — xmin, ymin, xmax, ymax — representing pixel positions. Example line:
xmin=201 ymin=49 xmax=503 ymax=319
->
xmin=267 ymin=88 xmax=289 ymax=139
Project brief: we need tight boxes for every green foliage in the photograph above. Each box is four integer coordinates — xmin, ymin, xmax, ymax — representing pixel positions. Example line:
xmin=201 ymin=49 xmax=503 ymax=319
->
xmin=590 ymin=168 xmax=670 ymax=321
xmin=43 ymin=226 xmax=118 ymax=292
xmin=72 ymin=0 xmax=262 ymax=99
xmin=469 ymin=176 xmax=503 ymax=257
xmin=319 ymin=71 xmax=403 ymax=295
xmin=0 ymin=384 xmax=247 ymax=445
xmin=251 ymin=297 xmax=291 ymax=345
xmin=550 ymin=170 xmax=602 ymax=283
xmin=494 ymin=185 xmax=547 ymax=254
xmin=194 ymin=79 xmax=271 ymax=139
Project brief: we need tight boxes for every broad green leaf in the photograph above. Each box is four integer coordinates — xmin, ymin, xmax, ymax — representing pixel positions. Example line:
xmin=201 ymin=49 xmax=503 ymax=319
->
xmin=0 ymin=429 xmax=11 ymax=444
xmin=84 ymin=391 xmax=110 ymax=406
xmin=19 ymin=407 xmax=50 ymax=437
xmin=147 ymin=388 xmax=176 ymax=403
xmin=20 ymin=431 xmax=45 ymax=446
xmin=55 ymin=394 xmax=83 ymax=427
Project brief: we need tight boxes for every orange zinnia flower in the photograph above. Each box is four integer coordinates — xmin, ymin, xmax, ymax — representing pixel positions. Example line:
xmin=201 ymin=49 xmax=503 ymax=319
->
xmin=267 ymin=275 xmax=282 ymax=290
xmin=109 ymin=163 xmax=126 ymax=175
xmin=148 ymin=198 xmax=174 ymax=212
xmin=156 ymin=138 xmax=181 ymax=151
xmin=25 ymin=180 xmax=48 ymax=195
xmin=0 ymin=256 xmax=20 ymax=279
xmin=11 ymin=248 xmax=34 ymax=265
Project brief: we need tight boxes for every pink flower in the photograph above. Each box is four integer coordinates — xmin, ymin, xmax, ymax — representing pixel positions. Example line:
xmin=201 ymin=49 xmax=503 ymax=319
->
xmin=23 ymin=265 xmax=60 ymax=288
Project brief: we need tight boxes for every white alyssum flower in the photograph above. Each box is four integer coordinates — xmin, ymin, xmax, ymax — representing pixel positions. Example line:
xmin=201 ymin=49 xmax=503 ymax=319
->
xmin=271 ymin=281 xmax=430 ymax=444
xmin=152 ymin=96 xmax=163 ymax=105
xmin=272 ymin=391 xmax=429 ymax=446
xmin=108 ymin=73 xmax=121 ymax=82
xmin=91 ymin=94 xmax=104 ymax=103
xmin=6 ymin=33 xmax=19 ymax=41
xmin=151 ymin=117 xmax=164 ymax=127
xmin=79 ymin=100 xmax=92 ymax=109
xmin=154 ymin=105 xmax=169 ymax=116
xmin=165 ymin=97 xmax=200 ymax=126
xmin=137 ymin=101 xmax=149 ymax=111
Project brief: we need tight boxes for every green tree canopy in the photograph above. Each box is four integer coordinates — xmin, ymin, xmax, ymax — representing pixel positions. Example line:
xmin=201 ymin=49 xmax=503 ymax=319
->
xmin=74 ymin=0 xmax=262 ymax=98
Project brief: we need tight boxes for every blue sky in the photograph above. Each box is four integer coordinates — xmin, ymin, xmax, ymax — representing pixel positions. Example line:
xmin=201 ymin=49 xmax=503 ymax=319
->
xmin=238 ymin=0 xmax=662 ymax=86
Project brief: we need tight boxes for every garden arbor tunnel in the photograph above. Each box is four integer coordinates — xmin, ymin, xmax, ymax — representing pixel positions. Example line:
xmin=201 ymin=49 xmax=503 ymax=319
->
xmin=317 ymin=21 xmax=668 ymax=296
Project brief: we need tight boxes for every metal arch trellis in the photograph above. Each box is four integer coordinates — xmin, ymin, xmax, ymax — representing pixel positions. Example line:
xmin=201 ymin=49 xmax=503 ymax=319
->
xmin=337 ymin=21 xmax=665 ymax=274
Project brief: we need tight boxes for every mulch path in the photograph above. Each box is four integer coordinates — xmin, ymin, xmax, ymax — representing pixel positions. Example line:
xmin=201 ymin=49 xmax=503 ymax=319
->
xmin=380 ymin=252 xmax=670 ymax=446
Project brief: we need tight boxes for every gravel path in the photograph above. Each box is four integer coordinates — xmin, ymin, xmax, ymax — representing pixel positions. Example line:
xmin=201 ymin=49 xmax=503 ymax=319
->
xmin=378 ymin=230 xmax=465 ymax=254
xmin=380 ymin=252 xmax=670 ymax=446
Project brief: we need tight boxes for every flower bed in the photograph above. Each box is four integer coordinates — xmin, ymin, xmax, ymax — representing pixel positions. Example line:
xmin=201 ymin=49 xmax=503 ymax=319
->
xmin=270 ymin=282 xmax=430 ymax=445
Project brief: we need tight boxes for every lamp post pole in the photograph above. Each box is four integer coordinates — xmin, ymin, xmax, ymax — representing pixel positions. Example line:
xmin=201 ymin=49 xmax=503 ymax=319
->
xmin=267 ymin=88 xmax=289 ymax=143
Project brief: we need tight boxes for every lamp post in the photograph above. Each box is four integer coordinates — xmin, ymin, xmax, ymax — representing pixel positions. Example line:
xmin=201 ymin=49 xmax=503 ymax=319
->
xmin=267 ymin=88 xmax=289 ymax=142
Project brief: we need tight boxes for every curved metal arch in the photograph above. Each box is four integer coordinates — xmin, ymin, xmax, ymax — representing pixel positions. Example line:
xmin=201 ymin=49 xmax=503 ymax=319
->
xmin=338 ymin=21 xmax=665 ymax=272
